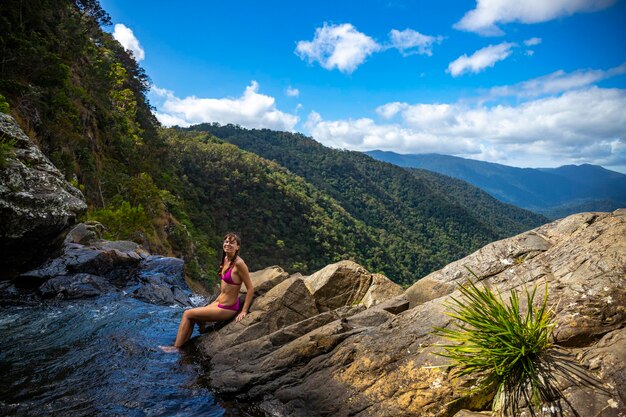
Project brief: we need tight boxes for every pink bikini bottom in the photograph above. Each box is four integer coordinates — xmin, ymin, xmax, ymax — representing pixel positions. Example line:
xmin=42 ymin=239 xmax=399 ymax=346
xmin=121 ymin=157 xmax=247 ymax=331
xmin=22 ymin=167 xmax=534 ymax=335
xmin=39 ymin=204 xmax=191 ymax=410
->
xmin=217 ymin=298 xmax=240 ymax=312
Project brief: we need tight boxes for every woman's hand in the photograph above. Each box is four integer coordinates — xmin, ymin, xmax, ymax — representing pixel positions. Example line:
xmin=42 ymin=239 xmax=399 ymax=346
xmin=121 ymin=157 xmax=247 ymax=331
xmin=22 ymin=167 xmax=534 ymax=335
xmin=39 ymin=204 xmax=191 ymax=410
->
xmin=235 ymin=311 xmax=247 ymax=322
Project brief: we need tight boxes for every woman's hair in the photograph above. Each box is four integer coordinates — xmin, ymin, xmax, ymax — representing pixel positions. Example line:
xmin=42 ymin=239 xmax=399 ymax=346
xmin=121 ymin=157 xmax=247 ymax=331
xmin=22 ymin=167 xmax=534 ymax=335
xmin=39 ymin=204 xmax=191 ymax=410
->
xmin=218 ymin=232 xmax=241 ymax=276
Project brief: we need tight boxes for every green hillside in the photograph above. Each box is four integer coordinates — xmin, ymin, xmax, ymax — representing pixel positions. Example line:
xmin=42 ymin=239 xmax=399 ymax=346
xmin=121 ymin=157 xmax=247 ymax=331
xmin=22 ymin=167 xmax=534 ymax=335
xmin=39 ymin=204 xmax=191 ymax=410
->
xmin=184 ymin=124 xmax=548 ymax=283
xmin=158 ymin=129 xmax=384 ymax=276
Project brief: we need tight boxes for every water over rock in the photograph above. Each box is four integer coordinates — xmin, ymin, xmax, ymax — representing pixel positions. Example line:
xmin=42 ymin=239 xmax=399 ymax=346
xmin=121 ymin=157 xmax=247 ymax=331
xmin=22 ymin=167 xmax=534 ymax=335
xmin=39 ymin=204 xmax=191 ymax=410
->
xmin=192 ymin=210 xmax=626 ymax=417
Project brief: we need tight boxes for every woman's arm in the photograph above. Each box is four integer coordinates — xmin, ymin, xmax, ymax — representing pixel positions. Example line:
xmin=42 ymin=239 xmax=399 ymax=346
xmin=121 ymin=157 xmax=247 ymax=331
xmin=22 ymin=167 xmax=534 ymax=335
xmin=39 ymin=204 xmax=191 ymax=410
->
xmin=235 ymin=259 xmax=254 ymax=322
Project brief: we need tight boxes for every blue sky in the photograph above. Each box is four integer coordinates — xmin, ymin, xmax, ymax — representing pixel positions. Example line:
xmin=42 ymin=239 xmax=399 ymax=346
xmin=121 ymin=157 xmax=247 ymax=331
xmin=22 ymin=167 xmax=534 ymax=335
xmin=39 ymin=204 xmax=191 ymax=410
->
xmin=100 ymin=0 xmax=626 ymax=172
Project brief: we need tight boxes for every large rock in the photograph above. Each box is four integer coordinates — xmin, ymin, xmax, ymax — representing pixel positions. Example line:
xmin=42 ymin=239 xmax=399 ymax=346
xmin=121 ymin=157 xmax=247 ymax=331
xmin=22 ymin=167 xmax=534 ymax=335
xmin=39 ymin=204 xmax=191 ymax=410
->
xmin=201 ymin=276 xmax=320 ymax=353
xmin=304 ymin=260 xmax=373 ymax=311
xmin=194 ymin=261 xmax=412 ymax=407
xmin=361 ymin=273 xmax=404 ymax=308
xmin=38 ymin=273 xmax=116 ymax=299
xmin=0 ymin=114 xmax=87 ymax=279
xmin=131 ymin=255 xmax=190 ymax=306
xmin=21 ymin=242 xmax=143 ymax=287
xmin=194 ymin=211 xmax=626 ymax=416
xmin=243 ymin=265 xmax=290 ymax=296
xmin=20 ymin=230 xmax=192 ymax=306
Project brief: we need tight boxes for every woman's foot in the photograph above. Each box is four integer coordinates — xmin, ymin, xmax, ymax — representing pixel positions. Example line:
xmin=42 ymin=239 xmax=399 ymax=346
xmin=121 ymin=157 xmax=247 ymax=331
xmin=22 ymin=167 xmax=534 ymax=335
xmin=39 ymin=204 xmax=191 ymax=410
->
xmin=158 ymin=345 xmax=179 ymax=353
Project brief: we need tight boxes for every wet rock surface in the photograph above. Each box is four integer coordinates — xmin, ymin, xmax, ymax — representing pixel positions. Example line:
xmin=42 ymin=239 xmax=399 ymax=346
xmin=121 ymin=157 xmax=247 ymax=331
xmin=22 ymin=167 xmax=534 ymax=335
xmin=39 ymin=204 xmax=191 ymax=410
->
xmin=192 ymin=211 xmax=626 ymax=417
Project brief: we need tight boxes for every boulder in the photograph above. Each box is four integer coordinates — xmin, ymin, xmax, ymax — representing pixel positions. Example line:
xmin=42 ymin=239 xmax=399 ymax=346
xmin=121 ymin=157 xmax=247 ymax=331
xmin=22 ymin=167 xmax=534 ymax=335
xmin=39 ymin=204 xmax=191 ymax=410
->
xmin=201 ymin=276 xmax=320 ymax=353
xmin=361 ymin=273 xmax=404 ymax=308
xmin=20 ymin=242 xmax=142 ymax=288
xmin=137 ymin=256 xmax=185 ymax=288
xmin=242 ymin=265 xmax=289 ymax=296
xmin=304 ymin=260 xmax=373 ymax=311
xmin=195 ymin=261 xmax=408 ymax=406
xmin=131 ymin=282 xmax=191 ymax=307
xmin=0 ymin=114 xmax=86 ymax=279
xmin=131 ymin=255 xmax=191 ymax=306
xmin=38 ymin=273 xmax=115 ymax=299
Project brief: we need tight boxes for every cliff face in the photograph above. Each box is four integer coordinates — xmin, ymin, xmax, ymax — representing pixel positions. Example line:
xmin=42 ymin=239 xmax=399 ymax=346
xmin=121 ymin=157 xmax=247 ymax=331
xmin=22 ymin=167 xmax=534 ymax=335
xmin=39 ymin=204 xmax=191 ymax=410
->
xmin=0 ymin=114 xmax=86 ymax=279
xmin=194 ymin=210 xmax=626 ymax=417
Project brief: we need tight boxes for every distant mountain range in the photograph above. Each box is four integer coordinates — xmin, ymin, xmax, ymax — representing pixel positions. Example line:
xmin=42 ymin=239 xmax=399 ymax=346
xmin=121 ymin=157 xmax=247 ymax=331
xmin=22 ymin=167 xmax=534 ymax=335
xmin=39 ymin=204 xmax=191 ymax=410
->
xmin=365 ymin=151 xmax=626 ymax=219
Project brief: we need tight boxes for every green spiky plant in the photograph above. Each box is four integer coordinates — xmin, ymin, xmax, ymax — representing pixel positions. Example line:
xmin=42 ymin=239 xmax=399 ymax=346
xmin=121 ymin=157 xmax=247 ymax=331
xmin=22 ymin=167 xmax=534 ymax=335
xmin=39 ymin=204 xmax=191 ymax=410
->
xmin=434 ymin=278 xmax=560 ymax=416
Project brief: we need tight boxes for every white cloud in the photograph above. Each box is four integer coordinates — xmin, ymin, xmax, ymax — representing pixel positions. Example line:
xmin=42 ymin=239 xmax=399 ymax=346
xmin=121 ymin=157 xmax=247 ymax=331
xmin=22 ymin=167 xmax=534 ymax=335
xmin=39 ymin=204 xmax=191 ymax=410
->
xmin=455 ymin=0 xmax=616 ymax=36
xmin=388 ymin=29 xmax=443 ymax=57
xmin=112 ymin=24 xmax=145 ymax=61
xmin=448 ymin=43 xmax=516 ymax=77
xmin=295 ymin=23 xmax=382 ymax=73
xmin=524 ymin=37 xmax=542 ymax=46
xmin=149 ymin=81 xmax=299 ymax=131
xmin=306 ymin=86 xmax=626 ymax=169
xmin=489 ymin=62 xmax=626 ymax=98
xmin=376 ymin=102 xmax=410 ymax=119
xmin=306 ymin=112 xmax=479 ymax=155
xmin=286 ymin=86 xmax=300 ymax=97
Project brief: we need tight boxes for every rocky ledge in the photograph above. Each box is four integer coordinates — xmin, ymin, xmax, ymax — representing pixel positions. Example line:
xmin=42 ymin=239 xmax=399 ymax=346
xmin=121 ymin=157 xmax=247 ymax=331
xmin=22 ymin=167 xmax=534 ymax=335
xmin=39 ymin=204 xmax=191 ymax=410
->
xmin=1 ymin=221 xmax=193 ymax=308
xmin=192 ymin=210 xmax=626 ymax=417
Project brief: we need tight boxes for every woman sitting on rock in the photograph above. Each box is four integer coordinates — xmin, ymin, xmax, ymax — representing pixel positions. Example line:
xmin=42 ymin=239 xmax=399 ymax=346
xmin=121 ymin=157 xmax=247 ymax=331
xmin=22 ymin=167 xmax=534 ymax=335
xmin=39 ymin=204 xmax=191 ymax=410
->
xmin=166 ymin=232 xmax=254 ymax=349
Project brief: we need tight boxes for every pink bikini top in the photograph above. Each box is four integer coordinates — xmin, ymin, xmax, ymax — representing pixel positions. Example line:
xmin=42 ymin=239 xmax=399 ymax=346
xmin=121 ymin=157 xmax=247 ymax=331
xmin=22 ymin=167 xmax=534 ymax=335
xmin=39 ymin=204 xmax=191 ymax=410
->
xmin=221 ymin=262 xmax=241 ymax=287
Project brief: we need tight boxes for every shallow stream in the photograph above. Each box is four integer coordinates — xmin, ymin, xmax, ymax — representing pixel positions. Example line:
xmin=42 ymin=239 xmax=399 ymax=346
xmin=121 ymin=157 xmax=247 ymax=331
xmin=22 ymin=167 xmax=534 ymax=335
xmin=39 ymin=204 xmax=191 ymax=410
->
xmin=0 ymin=293 xmax=261 ymax=416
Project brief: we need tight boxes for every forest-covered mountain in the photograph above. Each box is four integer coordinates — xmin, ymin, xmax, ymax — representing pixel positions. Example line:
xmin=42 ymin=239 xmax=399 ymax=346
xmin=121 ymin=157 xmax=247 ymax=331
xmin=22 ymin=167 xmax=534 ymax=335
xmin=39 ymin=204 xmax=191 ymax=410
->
xmin=366 ymin=150 xmax=626 ymax=219
xmin=184 ymin=124 xmax=548 ymax=282
xmin=0 ymin=0 xmax=546 ymax=286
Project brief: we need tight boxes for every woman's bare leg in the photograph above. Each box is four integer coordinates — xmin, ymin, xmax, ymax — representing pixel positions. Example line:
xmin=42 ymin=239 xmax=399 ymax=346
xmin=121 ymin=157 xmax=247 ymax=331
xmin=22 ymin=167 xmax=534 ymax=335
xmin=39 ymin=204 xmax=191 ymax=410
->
xmin=174 ymin=304 xmax=237 ymax=347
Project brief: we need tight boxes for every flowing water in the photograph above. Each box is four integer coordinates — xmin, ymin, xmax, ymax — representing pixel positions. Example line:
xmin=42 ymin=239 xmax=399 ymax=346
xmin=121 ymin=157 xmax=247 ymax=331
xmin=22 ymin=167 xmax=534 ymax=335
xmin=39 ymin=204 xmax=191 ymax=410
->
xmin=0 ymin=293 xmax=262 ymax=416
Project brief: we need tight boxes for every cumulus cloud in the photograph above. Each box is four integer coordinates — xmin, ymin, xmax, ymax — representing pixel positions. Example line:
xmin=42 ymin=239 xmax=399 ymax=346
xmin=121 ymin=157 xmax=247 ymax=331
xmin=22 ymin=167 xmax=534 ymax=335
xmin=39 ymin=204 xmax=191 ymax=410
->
xmin=376 ymin=102 xmax=410 ymax=119
xmin=306 ymin=112 xmax=478 ymax=155
xmin=489 ymin=62 xmax=626 ymax=98
xmin=388 ymin=29 xmax=443 ymax=57
xmin=295 ymin=23 xmax=382 ymax=73
xmin=447 ymin=43 xmax=516 ymax=77
xmin=306 ymin=86 xmax=626 ymax=169
xmin=113 ymin=23 xmax=145 ymax=61
xmin=286 ymin=86 xmax=300 ymax=97
xmin=455 ymin=0 xmax=616 ymax=36
xmin=149 ymin=81 xmax=299 ymax=131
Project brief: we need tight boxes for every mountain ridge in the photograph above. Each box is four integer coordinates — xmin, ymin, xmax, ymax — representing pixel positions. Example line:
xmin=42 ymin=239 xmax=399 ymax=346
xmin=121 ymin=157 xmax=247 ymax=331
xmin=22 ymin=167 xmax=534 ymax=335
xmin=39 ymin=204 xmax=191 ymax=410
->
xmin=366 ymin=150 xmax=626 ymax=218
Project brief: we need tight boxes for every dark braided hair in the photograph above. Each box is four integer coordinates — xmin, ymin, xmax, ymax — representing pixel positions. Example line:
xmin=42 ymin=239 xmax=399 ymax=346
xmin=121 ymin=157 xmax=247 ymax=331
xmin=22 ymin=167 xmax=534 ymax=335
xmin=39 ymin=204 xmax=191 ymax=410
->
xmin=218 ymin=232 xmax=241 ymax=277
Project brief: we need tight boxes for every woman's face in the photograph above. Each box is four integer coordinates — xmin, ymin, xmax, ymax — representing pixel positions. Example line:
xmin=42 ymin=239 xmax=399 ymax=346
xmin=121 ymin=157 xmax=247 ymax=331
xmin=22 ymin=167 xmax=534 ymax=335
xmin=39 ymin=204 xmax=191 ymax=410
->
xmin=223 ymin=236 xmax=240 ymax=254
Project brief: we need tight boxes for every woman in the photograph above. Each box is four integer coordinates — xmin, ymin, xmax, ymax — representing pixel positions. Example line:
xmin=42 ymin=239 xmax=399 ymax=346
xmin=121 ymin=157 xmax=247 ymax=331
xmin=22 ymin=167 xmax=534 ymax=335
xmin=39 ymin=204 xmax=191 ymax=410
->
xmin=169 ymin=232 xmax=254 ymax=349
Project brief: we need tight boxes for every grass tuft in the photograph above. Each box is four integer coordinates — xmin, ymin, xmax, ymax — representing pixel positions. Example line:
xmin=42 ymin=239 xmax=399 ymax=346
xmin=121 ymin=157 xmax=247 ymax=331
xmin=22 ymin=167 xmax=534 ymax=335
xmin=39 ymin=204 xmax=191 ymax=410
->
xmin=432 ymin=276 xmax=606 ymax=416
